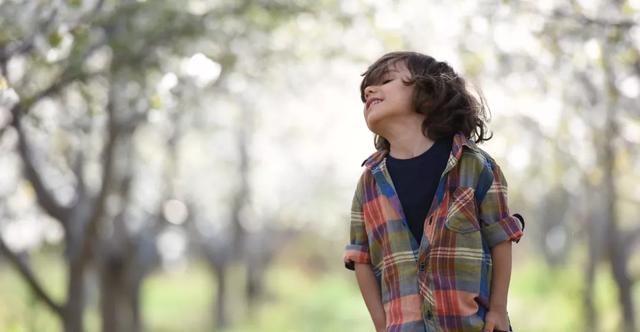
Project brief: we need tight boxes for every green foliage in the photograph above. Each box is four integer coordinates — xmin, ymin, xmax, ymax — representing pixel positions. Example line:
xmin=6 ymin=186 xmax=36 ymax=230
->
xmin=67 ymin=0 xmax=83 ymax=8
xmin=47 ymin=32 xmax=63 ymax=48
xmin=149 ymin=94 xmax=163 ymax=110
xmin=622 ymin=1 xmax=637 ymax=15
xmin=461 ymin=52 xmax=485 ymax=77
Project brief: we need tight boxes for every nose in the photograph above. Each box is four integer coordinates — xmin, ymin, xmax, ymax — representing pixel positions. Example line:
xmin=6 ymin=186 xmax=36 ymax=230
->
xmin=364 ymin=86 xmax=375 ymax=100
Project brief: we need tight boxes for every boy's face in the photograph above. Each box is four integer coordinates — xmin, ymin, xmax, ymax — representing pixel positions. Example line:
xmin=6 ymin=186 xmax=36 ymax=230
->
xmin=362 ymin=61 xmax=415 ymax=135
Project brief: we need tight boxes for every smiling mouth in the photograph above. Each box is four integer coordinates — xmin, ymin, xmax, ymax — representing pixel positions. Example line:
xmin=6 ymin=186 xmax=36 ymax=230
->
xmin=366 ymin=99 xmax=383 ymax=111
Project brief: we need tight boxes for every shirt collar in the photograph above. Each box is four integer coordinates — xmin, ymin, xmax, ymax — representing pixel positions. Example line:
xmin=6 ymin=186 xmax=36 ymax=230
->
xmin=360 ymin=132 xmax=478 ymax=171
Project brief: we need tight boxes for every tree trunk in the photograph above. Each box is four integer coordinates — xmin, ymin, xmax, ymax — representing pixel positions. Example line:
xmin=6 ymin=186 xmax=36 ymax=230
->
xmin=601 ymin=38 xmax=637 ymax=332
xmin=98 ymin=217 xmax=144 ymax=332
xmin=213 ymin=261 xmax=228 ymax=329
xmin=100 ymin=266 xmax=119 ymax=332
xmin=130 ymin=279 xmax=142 ymax=332
xmin=246 ymin=254 xmax=263 ymax=315
xmin=100 ymin=260 xmax=135 ymax=332
xmin=603 ymin=125 xmax=636 ymax=332
xmin=582 ymin=213 xmax=598 ymax=332
xmin=603 ymin=139 xmax=636 ymax=332
xmin=63 ymin=265 xmax=86 ymax=332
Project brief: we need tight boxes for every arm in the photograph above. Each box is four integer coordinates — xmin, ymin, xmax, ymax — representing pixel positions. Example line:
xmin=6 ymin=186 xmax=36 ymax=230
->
xmin=483 ymin=240 xmax=512 ymax=332
xmin=344 ymin=174 xmax=386 ymax=331
xmin=355 ymin=263 xmax=386 ymax=332
xmin=489 ymin=240 xmax=511 ymax=311
xmin=476 ymin=160 xmax=523 ymax=332
xmin=484 ymin=240 xmax=512 ymax=331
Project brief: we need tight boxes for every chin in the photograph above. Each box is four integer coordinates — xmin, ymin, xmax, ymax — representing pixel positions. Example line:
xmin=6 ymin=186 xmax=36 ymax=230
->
xmin=365 ymin=113 xmax=387 ymax=133
xmin=365 ymin=120 xmax=384 ymax=137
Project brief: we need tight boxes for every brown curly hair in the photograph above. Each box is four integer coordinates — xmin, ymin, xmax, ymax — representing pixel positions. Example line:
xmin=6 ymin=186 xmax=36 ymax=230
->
xmin=360 ymin=51 xmax=492 ymax=151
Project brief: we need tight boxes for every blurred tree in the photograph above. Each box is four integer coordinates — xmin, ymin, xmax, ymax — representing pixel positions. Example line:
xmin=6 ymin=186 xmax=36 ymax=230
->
xmin=1 ymin=2 xmax=120 ymax=331
xmin=463 ymin=1 xmax=640 ymax=331
xmin=1 ymin=0 xmax=368 ymax=331
xmin=164 ymin=1 xmax=373 ymax=328
xmin=0 ymin=1 xmax=204 ymax=331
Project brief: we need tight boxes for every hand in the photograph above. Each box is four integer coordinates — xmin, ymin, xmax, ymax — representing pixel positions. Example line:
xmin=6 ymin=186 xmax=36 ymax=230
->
xmin=483 ymin=309 xmax=509 ymax=332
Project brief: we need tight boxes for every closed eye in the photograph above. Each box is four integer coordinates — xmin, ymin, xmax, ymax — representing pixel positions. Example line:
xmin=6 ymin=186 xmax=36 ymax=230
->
xmin=382 ymin=79 xmax=392 ymax=84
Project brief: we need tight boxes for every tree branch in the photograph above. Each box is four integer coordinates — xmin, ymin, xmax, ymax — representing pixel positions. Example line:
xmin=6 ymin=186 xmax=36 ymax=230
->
xmin=10 ymin=107 xmax=72 ymax=223
xmin=0 ymin=237 xmax=64 ymax=317
xmin=71 ymin=77 xmax=119 ymax=270
xmin=7 ymin=33 xmax=107 ymax=224
xmin=552 ymin=9 xmax=636 ymax=29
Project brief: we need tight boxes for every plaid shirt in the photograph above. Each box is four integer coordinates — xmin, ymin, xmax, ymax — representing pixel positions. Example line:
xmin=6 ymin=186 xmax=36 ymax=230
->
xmin=344 ymin=133 xmax=524 ymax=332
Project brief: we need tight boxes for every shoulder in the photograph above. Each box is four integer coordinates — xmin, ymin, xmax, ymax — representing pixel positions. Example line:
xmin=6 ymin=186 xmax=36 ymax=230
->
xmin=457 ymin=143 xmax=502 ymax=190
xmin=353 ymin=165 xmax=375 ymax=196
xmin=459 ymin=142 xmax=498 ymax=173
xmin=354 ymin=168 xmax=367 ymax=187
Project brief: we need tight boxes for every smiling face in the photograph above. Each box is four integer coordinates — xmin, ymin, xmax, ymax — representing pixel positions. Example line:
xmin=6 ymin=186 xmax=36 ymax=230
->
xmin=362 ymin=61 xmax=415 ymax=135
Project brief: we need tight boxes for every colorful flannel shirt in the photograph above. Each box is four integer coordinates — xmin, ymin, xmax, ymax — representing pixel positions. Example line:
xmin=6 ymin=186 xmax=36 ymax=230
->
xmin=344 ymin=132 xmax=524 ymax=332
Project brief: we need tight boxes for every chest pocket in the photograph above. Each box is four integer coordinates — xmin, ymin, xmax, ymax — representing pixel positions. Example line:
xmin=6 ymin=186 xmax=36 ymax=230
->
xmin=444 ymin=186 xmax=480 ymax=233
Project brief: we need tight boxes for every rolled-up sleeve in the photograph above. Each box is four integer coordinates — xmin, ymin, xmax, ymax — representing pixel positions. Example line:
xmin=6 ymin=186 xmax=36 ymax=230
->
xmin=478 ymin=160 xmax=524 ymax=248
xmin=343 ymin=175 xmax=370 ymax=270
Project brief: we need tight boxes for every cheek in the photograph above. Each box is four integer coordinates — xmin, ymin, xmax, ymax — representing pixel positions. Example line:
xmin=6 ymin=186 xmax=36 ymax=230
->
xmin=402 ymin=91 xmax=415 ymax=109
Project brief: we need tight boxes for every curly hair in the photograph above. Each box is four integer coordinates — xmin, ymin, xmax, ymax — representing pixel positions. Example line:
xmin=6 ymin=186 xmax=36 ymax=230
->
xmin=360 ymin=51 xmax=492 ymax=151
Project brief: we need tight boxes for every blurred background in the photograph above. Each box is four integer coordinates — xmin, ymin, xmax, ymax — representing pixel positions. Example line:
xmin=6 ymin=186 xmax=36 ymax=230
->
xmin=0 ymin=0 xmax=638 ymax=331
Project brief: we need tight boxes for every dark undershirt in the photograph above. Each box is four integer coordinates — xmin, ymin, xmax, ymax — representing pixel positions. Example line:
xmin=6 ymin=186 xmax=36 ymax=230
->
xmin=386 ymin=135 xmax=453 ymax=244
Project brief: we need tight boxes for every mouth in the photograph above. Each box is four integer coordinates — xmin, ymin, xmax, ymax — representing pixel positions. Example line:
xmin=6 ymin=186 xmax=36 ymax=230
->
xmin=366 ymin=98 xmax=383 ymax=111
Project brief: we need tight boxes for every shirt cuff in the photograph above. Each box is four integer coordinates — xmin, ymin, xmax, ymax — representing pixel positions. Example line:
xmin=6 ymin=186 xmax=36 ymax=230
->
xmin=481 ymin=214 xmax=524 ymax=248
xmin=343 ymin=244 xmax=370 ymax=270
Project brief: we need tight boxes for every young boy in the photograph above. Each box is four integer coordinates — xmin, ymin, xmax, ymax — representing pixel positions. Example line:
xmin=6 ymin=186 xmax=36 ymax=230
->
xmin=343 ymin=51 xmax=524 ymax=332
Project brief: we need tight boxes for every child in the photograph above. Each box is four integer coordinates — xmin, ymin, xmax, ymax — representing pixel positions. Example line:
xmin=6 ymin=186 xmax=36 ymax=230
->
xmin=343 ymin=51 xmax=524 ymax=332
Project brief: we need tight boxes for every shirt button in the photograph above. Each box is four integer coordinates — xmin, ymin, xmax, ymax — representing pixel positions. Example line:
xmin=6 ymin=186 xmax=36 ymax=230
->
xmin=419 ymin=262 xmax=425 ymax=272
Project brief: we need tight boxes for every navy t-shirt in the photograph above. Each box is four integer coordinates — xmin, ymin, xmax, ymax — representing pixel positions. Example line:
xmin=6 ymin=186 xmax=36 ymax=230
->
xmin=386 ymin=135 xmax=453 ymax=243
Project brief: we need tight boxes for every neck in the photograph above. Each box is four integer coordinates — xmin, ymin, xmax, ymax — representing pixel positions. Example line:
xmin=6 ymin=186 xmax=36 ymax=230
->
xmin=381 ymin=116 xmax=434 ymax=159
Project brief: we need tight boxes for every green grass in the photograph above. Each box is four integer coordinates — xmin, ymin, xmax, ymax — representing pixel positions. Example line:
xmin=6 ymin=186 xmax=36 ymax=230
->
xmin=508 ymin=254 xmax=639 ymax=332
xmin=0 ymin=253 xmax=65 ymax=332
xmin=0 ymin=251 xmax=638 ymax=332
xmin=508 ymin=257 xmax=583 ymax=331
xmin=224 ymin=267 xmax=371 ymax=332
xmin=141 ymin=263 xmax=212 ymax=332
